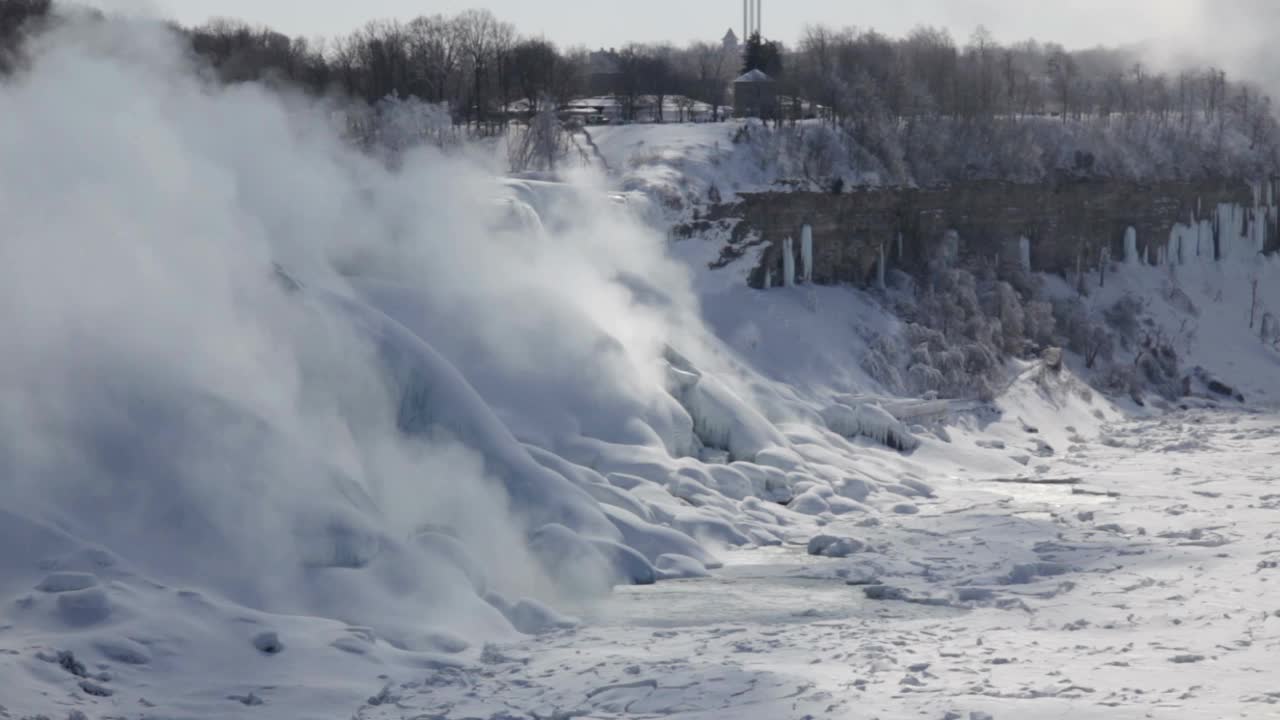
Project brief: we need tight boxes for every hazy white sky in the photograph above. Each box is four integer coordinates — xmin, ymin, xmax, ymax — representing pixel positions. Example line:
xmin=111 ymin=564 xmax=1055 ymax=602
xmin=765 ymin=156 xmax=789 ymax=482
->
xmin=95 ymin=0 xmax=1197 ymax=49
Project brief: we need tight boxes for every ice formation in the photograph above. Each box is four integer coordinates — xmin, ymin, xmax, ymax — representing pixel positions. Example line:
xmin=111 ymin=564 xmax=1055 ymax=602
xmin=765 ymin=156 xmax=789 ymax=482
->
xmin=820 ymin=402 xmax=920 ymax=452
xmin=783 ymin=236 xmax=796 ymax=287
xmin=878 ymin=241 xmax=887 ymax=289
xmin=801 ymin=223 xmax=814 ymax=283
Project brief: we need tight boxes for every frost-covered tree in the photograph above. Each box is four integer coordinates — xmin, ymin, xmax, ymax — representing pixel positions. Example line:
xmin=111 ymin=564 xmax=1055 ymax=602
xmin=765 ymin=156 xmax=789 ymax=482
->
xmin=508 ymin=106 xmax=584 ymax=173
xmin=370 ymin=93 xmax=454 ymax=152
xmin=1024 ymin=300 xmax=1056 ymax=349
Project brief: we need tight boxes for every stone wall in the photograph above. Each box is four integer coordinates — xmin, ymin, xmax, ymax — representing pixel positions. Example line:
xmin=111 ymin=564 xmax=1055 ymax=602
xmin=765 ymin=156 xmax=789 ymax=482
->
xmin=695 ymin=179 xmax=1280 ymax=288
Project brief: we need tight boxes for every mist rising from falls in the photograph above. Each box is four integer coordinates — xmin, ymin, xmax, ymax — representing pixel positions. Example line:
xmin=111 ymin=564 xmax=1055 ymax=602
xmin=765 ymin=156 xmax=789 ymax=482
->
xmin=0 ymin=16 xmax=712 ymax=640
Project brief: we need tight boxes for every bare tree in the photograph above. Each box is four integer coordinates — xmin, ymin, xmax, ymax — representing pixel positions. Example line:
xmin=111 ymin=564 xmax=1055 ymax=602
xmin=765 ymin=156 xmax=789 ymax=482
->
xmin=455 ymin=9 xmax=501 ymax=128
xmin=643 ymin=47 xmax=675 ymax=123
xmin=690 ymin=41 xmax=734 ymax=121
xmin=510 ymin=38 xmax=560 ymax=114
xmin=406 ymin=15 xmax=461 ymax=105
xmin=1046 ymin=46 xmax=1077 ymax=121
xmin=508 ymin=108 xmax=575 ymax=172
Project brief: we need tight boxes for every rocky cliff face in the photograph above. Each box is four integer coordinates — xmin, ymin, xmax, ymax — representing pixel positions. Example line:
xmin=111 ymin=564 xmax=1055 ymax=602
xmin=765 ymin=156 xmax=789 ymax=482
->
xmin=691 ymin=179 xmax=1280 ymax=288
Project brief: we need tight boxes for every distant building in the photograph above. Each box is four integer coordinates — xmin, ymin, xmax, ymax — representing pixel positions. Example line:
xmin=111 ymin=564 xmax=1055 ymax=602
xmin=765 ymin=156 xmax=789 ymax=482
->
xmin=733 ymin=69 xmax=777 ymax=119
xmin=562 ymin=97 xmax=623 ymax=125
xmin=587 ymin=50 xmax=622 ymax=96
xmin=722 ymin=29 xmax=739 ymax=50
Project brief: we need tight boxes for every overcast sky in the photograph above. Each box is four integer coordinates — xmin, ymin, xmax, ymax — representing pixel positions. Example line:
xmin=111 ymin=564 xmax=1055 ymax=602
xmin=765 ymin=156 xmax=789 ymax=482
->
xmin=94 ymin=0 xmax=1198 ymax=50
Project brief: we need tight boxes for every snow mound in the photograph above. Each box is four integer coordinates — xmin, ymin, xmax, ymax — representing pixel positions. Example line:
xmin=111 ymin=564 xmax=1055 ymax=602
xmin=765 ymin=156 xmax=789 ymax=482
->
xmin=654 ymin=554 xmax=711 ymax=580
xmin=807 ymin=535 xmax=866 ymax=558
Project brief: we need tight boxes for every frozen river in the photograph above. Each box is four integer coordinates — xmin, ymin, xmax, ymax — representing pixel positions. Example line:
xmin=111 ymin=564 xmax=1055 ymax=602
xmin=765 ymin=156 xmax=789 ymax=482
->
xmin=361 ymin=408 xmax=1280 ymax=720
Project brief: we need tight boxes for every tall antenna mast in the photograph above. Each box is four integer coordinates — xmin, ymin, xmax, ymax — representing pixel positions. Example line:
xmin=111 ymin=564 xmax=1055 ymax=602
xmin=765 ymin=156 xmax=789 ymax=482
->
xmin=743 ymin=0 xmax=763 ymax=41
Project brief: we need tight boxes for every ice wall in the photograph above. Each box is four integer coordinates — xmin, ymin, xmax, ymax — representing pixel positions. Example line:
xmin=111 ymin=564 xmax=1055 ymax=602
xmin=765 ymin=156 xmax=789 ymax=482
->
xmin=1166 ymin=197 xmax=1275 ymax=266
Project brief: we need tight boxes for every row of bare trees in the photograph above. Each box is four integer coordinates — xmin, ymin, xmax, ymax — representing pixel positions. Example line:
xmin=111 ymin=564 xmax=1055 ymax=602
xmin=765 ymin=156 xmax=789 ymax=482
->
xmin=184 ymin=10 xmax=743 ymax=126
xmin=787 ymin=23 xmax=1274 ymax=136
xmin=189 ymin=11 xmax=533 ymax=128
xmin=7 ymin=2 xmax=1279 ymax=165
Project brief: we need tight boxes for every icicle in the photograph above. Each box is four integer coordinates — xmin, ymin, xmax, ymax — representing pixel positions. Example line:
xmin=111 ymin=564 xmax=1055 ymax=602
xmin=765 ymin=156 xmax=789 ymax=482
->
xmin=897 ymin=231 xmax=904 ymax=260
xmin=1251 ymin=205 xmax=1266 ymax=253
xmin=1018 ymin=236 xmax=1031 ymax=273
xmin=801 ymin=224 xmax=814 ymax=283
xmin=1271 ymin=204 xmax=1279 ymax=252
xmin=943 ymin=229 xmax=960 ymax=267
xmin=782 ymin=237 xmax=795 ymax=287
xmin=1168 ymin=225 xmax=1183 ymax=266
xmin=764 ymin=268 xmax=773 ymax=289
xmin=1214 ymin=204 xmax=1229 ymax=259
xmin=1143 ymin=244 xmax=1150 ymax=266
xmin=1123 ymin=227 xmax=1137 ymax=264
xmin=877 ymin=242 xmax=887 ymax=290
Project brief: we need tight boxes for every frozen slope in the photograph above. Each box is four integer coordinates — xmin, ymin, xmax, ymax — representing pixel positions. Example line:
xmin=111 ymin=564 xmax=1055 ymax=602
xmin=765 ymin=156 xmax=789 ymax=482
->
xmin=1069 ymin=244 xmax=1280 ymax=407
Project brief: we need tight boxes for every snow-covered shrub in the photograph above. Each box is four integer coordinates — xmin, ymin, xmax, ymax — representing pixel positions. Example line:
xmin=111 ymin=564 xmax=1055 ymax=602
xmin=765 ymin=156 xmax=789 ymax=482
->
xmin=868 ymin=263 xmax=1023 ymax=400
xmin=1103 ymin=294 xmax=1146 ymax=348
xmin=1053 ymin=297 xmax=1114 ymax=369
xmin=1133 ymin=333 xmax=1183 ymax=399
xmin=993 ymin=282 xmax=1026 ymax=356
xmin=1095 ymin=360 xmax=1129 ymax=389
xmin=862 ymin=334 xmax=907 ymax=393
xmin=1164 ymin=282 xmax=1200 ymax=317
xmin=347 ymin=94 xmax=457 ymax=160
xmin=507 ymin=108 xmax=590 ymax=174
xmin=1025 ymin=300 xmax=1057 ymax=349
xmin=906 ymin=363 xmax=946 ymax=395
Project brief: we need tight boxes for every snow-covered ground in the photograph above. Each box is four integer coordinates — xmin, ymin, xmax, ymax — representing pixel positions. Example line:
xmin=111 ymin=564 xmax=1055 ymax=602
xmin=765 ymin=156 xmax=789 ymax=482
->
xmin=352 ymin=404 xmax=1280 ymax=720
xmin=5 ymin=18 xmax=1280 ymax=720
